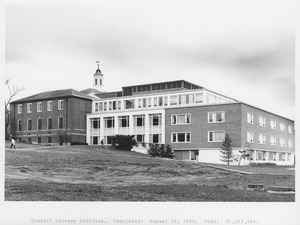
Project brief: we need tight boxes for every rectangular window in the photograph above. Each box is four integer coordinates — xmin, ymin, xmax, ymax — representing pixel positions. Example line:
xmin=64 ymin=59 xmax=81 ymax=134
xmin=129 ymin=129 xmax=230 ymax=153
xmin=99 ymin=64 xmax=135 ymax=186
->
xmin=92 ymin=118 xmax=100 ymax=129
xmin=104 ymin=102 xmax=107 ymax=111
xmin=18 ymin=120 xmax=22 ymax=131
xmin=37 ymin=102 xmax=42 ymax=112
xmin=148 ymin=97 xmax=152 ymax=107
xmin=247 ymin=112 xmax=254 ymax=124
xmin=278 ymin=152 xmax=285 ymax=161
xmin=208 ymin=112 xmax=225 ymax=123
xmin=117 ymin=101 xmax=121 ymax=110
xmin=119 ymin=116 xmax=129 ymax=127
xmin=17 ymin=104 xmax=22 ymax=114
xmin=171 ymin=114 xmax=191 ymax=125
xmin=149 ymin=114 xmax=161 ymax=126
xmin=27 ymin=119 xmax=32 ymax=131
xmin=27 ymin=103 xmax=32 ymax=113
xmin=195 ymin=93 xmax=203 ymax=103
xmin=58 ymin=100 xmax=64 ymax=110
xmin=270 ymin=136 xmax=276 ymax=146
xmin=288 ymin=140 xmax=292 ymax=148
xmin=179 ymin=94 xmax=186 ymax=105
xmin=208 ymin=131 xmax=225 ymax=142
xmin=109 ymin=101 xmax=113 ymax=110
xmin=259 ymin=116 xmax=266 ymax=127
xmin=163 ymin=96 xmax=168 ymax=106
xmin=170 ymin=95 xmax=177 ymax=105
xmin=112 ymin=101 xmax=117 ymax=110
xmin=268 ymin=152 xmax=275 ymax=161
xmin=48 ymin=117 xmax=53 ymax=130
xmin=124 ymin=99 xmax=135 ymax=109
xmin=138 ymin=99 xmax=142 ymax=108
xmin=98 ymin=102 xmax=103 ymax=111
xmin=104 ymin=117 xmax=115 ymax=128
xmin=37 ymin=118 xmax=42 ymax=130
xmin=95 ymin=103 xmax=99 ymax=112
xmin=48 ymin=137 xmax=52 ymax=143
xmin=158 ymin=97 xmax=163 ymax=106
xmin=280 ymin=138 xmax=286 ymax=147
xmin=171 ymin=132 xmax=191 ymax=143
xmin=280 ymin=123 xmax=286 ymax=132
xmin=270 ymin=120 xmax=276 ymax=130
xmin=133 ymin=115 xmax=145 ymax=127
xmin=288 ymin=125 xmax=293 ymax=134
xmin=47 ymin=101 xmax=53 ymax=111
xmin=247 ymin=131 xmax=254 ymax=143
xmin=58 ymin=117 xmax=63 ymax=129
xmin=153 ymin=97 xmax=158 ymax=107
xmin=258 ymin=134 xmax=266 ymax=144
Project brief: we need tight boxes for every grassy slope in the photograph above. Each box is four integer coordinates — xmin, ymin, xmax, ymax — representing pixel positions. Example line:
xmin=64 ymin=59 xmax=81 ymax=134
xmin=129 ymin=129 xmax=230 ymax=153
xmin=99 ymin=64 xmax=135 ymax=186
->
xmin=5 ymin=142 xmax=295 ymax=201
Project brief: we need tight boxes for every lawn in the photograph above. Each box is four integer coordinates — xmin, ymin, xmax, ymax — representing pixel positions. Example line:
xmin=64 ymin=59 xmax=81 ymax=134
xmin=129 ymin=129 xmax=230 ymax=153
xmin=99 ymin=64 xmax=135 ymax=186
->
xmin=4 ymin=141 xmax=295 ymax=201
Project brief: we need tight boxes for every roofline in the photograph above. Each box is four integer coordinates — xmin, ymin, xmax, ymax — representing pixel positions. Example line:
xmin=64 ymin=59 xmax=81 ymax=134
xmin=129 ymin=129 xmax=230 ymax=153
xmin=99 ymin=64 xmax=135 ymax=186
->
xmin=121 ymin=79 xmax=202 ymax=89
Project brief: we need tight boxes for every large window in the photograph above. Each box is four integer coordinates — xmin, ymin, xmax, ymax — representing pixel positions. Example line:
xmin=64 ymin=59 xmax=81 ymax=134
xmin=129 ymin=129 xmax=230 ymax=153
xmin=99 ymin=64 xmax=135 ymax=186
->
xmin=104 ymin=117 xmax=115 ymax=128
xmin=247 ymin=112 xmax=254 ymax=124
xmin=17 ymin=104 xmax=22 ymax=114
xmin=58 ymin=100 xmax=64 ymax=110
xmin=247 ymin=131 xmax=254 ymax=143
xmin=48 ymin=117 xmax=53 ymax=130
xmin=270 ymin=120 xmax=276 ymax=130
xmin=288 ymin=125 xmax=293 ymax=134
xmin=208 ymin=112 xmax=225 ymax=123
xmin=195 ymin=93 xmax=203 ymax=103
xmin=172 ymin=132 xmax=191 ymax=143
xmin=47 ymin=101 xmax=53 ymax=111
xmin=27 ymin=119 xmax=32 ymax=131
xmin=27 ymin=103 xmax=32 ymax=113
xmin=37 ymin=118 xmax=42 ymax=130
xmin=37 ymin=102 xmax=42 ymax=112
xmin=58 ymin=117 xmax=63 ymax=129
xmin=149 ymin=114 xmax=162 ymax=126
xmin=170 ymin=95 xmax=177 ymax=105
xmin=208 ymin=131 xmax=225 ymax=142
xmin=124 ymin=99 xmax=135 ymax=109
xmin=258 ymin=134 xmax=266 ymax=144
xmin=259 ymin=116 xmax=266 ymax=127
xmin=270 ymin=136 xmax=276 ymax=146
xmin=280 ymin=123 xmax=286 ymax=132
xmin=18 ymin=120 xmax=22 ymax=131
xmin=91 ymin=118 xmax=100 ymax=129
xmin=133 ymin=115 xmax=145 ymax=127
xmin=172 ymin=114 xmax=191 ymax=125
xmin=119 ymin=116 xmax=129 ymax=127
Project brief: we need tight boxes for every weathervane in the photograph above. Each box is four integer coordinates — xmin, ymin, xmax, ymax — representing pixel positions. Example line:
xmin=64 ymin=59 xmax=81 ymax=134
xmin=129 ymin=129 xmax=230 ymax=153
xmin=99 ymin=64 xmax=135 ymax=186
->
xmin=96 ymin=60 xmax=100 ymax=69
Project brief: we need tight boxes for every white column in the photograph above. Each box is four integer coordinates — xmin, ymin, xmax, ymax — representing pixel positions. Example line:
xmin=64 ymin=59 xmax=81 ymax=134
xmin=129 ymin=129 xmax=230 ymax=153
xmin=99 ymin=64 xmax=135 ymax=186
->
xmin=100 ymin=117 xmax=104 ymax=143
xmin=129 ymin=115 xmax=134 ymax=135
xmin=114 ymin=116 xmax=119 ymax=135
xmin=145 ymin=113 xmax=150 ymax=143
xmin=161 ymin=110 xmax=165 ymax=144
xmin=86 ymin=115 xmax=91 ymax=145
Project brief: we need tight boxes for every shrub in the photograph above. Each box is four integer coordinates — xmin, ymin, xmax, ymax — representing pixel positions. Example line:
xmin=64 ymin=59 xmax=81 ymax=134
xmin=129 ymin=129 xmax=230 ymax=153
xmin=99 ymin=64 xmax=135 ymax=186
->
xmin=250 ymin=162 xmax=277 ymax=167
xmin=148 ymin=144 xmax=174 ymax=159
xmin=112 ymin=135 xmax=137 ymax=151
xmin=70 ymin=142 xmax=88 ymax=145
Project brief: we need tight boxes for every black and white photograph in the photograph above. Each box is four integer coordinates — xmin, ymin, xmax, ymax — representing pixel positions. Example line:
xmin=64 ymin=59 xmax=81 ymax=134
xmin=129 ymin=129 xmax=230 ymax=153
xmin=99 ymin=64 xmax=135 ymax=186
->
xmin=1 ymin=0 xmax=299 ymax=224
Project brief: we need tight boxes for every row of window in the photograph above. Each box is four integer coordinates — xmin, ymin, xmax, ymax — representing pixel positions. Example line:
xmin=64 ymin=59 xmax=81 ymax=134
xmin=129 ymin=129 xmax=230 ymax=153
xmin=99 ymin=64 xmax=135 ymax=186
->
xmin=94 ymin=91 xmax=232 ymax=112
xmin=247 ymin=131 xmax=293 ymax=148
xmin=18 ymin=117 xmax=64 ymax=131
xmin=17 ymin=100 xmax=64 ymax=114
xmin=250 ymin=150 xmax=292 ymax=162
xmin=171 ymin=131 xmax=225 ymax=143
xmin=247 ymin=112 xmax=293 ymax=133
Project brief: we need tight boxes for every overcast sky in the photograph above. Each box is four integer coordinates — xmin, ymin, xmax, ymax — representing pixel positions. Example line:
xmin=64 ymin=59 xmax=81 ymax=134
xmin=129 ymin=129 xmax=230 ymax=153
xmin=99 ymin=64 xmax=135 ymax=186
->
xmin=5 ymin=0 xmax=295 ymax=120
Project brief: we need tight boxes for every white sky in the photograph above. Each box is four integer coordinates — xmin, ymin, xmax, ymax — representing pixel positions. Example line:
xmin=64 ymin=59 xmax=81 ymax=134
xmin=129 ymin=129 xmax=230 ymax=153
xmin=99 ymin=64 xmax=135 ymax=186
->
xmin=4 ymin=0 xmax=295 ymax=120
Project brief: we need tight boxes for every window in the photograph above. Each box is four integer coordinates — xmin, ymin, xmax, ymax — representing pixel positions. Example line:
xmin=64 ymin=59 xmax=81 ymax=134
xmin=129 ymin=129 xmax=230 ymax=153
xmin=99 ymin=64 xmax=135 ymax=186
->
xmin=135 ymin=134 xmax=145 ymax=142
xmin=247 ymin=112 xmax=253 ymax=124
xmin=207 ymin=93 xmax=217 ymax=104
xmin=104 ymin=102 xmax=107 ymax=111
xmin=17 ymin=104 xmax=22 ymax=114
xmin=117 ymin=101 xmax=122 ymax=110
xmin=149 ymin=114 xmax=162 ymax=126
xmin=47 ymin=101 xmax=53 ymax=111
xmin=37 ymin=118 xmax=42 ymax=130
xmin=37 ymin=137 xmax=41 ymax=144
xmin=158 ymin=97 xmax=163 ymax=106
xmin=58 ymin=100 xmax=64 ymax=110
xmin=133 ymin=115 xmax=145 ymax=127
xmin=171 ymin=114 xmax=191 ymax=125
xmin=170 ymin=95 xmax=177 ymax=105
xmin=288 ymin=140 xmax=292 ymax=148
xmin=270 ymin=120 xmax=276 ymax=130
xmin=278 ymin=152 xmax=285 ymax=161
xmin=208 ymin=112 xmax=225 ymax=123
xmin=124 ymin=99 xmax=135 ymax=109
xmin=27 ymin=119 xmax=32 ymax=131
xmin=280 ymin=123 xmax=285 ymax=132
xmin=18 ymin=120 xmax=22 ymax=131
xmin=195 ymin=93 xmax=203 ymax=103
xmin=258 ymin=134 xmax=266 ymax=144
xmin=27 ymin=103 xmax=32 ymax=113
xmin=95 ymin=103 xmax=99 ymax=112
xmin=48 ymin=117 xmax=53 ymax=130
xmin=119 ymin=116 xmax=129 ymax=127
xmin=153 ymin=97 xmax=158 ymax=107
xmin=138 ymin=99 xmax=142 ymax=108
xmin=208 ymin=131 xmax=225 ymax=142
xmin=288 ymin=125 xmax=293 ymax=134
xmin=37 ymin=102 xmax=42 ymax=112
xmin=258 ymin=116 xmax=266 ymax=127
xmin=104 ymin=117 xmax=114 ymax=128
xmin=91 ymin=118 xmax=100 ymax=129
xmin=280 ymin=138 xmax=286 ymax=147
xmin=171 ymin=132 xmax=191 ymax=143
xmin=247 ymin=131 xmax=254 ymax=143
xmin=268 ymin=152 xmax=275 ymax=161
xmin=163 ymin=96 xmax=168 ymax=106
xmin=148 ymin=97 xmax=152 ymax=107
xmin=48 ymin=137 xmax=52 ymax=143
xmin=270 ymin=136 xmax=276 ymax=146
xmin=109 ymin=101 xmax=113 ymax=110
xmin=58 ymin=117 xmax=63 ymax=129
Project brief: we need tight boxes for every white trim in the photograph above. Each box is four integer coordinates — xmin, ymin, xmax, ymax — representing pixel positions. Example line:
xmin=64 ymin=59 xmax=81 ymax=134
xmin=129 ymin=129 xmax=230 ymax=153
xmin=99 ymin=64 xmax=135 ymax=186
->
xmin=208 ymin=130 xmax=225 ymax=142
xmin=208 ymin=111 xmax=225 ymax=123
xmin=37 ymin=102 xmax=42 ymax=112
xmin=47 ymin=101 xmax=53 ymax=111
xmin=171 ymin=132 xmax=191 ymax=143
xmin=58 ymin=100 xmax=64 ymax=110
xmin=27 ymin=103 xmax=32 ymax=113
xmin=258 ymin=115 xmax=266 ymax=127
xmin=247 ymin=131 xmax=254 ymax=143
xmin=171 ymin=113 xmax=191 ymax=125
xmin=247 ymin=112 xmax=254 ymax=124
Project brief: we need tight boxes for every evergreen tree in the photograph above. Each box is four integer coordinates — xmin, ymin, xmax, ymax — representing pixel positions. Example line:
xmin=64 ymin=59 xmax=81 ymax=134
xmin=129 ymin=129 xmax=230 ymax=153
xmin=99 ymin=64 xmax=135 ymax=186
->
xmin=220 ymin=134 xmax=234 ymax=165
xmin=112 ymin=135 xmax=137 ymax=151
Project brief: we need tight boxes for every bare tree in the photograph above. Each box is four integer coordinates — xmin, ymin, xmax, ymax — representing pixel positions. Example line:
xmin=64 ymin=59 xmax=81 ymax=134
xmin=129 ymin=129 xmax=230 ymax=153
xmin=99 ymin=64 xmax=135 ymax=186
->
xmin=5 ymin=79 xmax=24 ymax=140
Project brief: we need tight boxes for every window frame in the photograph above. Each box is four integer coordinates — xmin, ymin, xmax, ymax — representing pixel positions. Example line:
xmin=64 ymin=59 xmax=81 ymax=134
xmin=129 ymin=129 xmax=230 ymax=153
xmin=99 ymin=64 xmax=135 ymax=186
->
xmin=208 ymin=130 xmax=225 ymax=142
xmin=258 ymin=116 xmax=266 ymax=127
xmin=17 ymin=104 xmax=23 ymax=114
xmin=247 ymin=131 xmax=254 ymax=143
xmin=171 ymin=132 xmax=191 ymax=143
xmin=58 ymin=100 xmax=64 ymax=110
xmin=27 ymin=103 xmax=32 ymax=113
xmin=247 ymin=112 xmax=254 ymax=124
xmin=208 ymin=111 xmax=225 ymax=123
xmin=37 ymin=102 xmax=42 ymax=112
xmin=171 ymin=113 xmax=191 ymax=125
xmin=47 ymin=101 xmax=53 ymax=111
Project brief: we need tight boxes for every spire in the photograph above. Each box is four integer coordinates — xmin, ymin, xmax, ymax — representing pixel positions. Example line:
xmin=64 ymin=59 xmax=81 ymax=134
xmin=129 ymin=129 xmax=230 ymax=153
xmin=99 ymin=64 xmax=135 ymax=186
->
xmin=95 ymin=60 xmax=102 ymax=74
xmin=93 ymin=60 xmax=104 ymax=90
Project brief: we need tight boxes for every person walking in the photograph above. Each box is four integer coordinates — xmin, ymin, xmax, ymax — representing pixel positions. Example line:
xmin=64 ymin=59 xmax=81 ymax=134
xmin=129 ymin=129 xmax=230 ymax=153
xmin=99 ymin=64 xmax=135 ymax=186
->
xmin=10 ymin=138 xmax=16 ymax=149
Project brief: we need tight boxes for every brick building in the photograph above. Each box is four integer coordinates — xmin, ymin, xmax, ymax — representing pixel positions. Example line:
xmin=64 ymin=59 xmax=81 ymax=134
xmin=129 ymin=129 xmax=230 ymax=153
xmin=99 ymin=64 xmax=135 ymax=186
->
xmin=10 ymin=89 xmax=94 ymax=144
xmin=86 ymin=80 xmax=295 ymax=165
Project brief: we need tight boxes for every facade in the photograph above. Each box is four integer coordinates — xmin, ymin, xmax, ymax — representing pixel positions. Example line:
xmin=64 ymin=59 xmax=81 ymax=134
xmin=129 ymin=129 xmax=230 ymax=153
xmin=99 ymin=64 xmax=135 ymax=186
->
xmin=10 ymin=89 xmax=94 ymax=144
xmin=86 ymin=80 xmax=295 ymax=165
